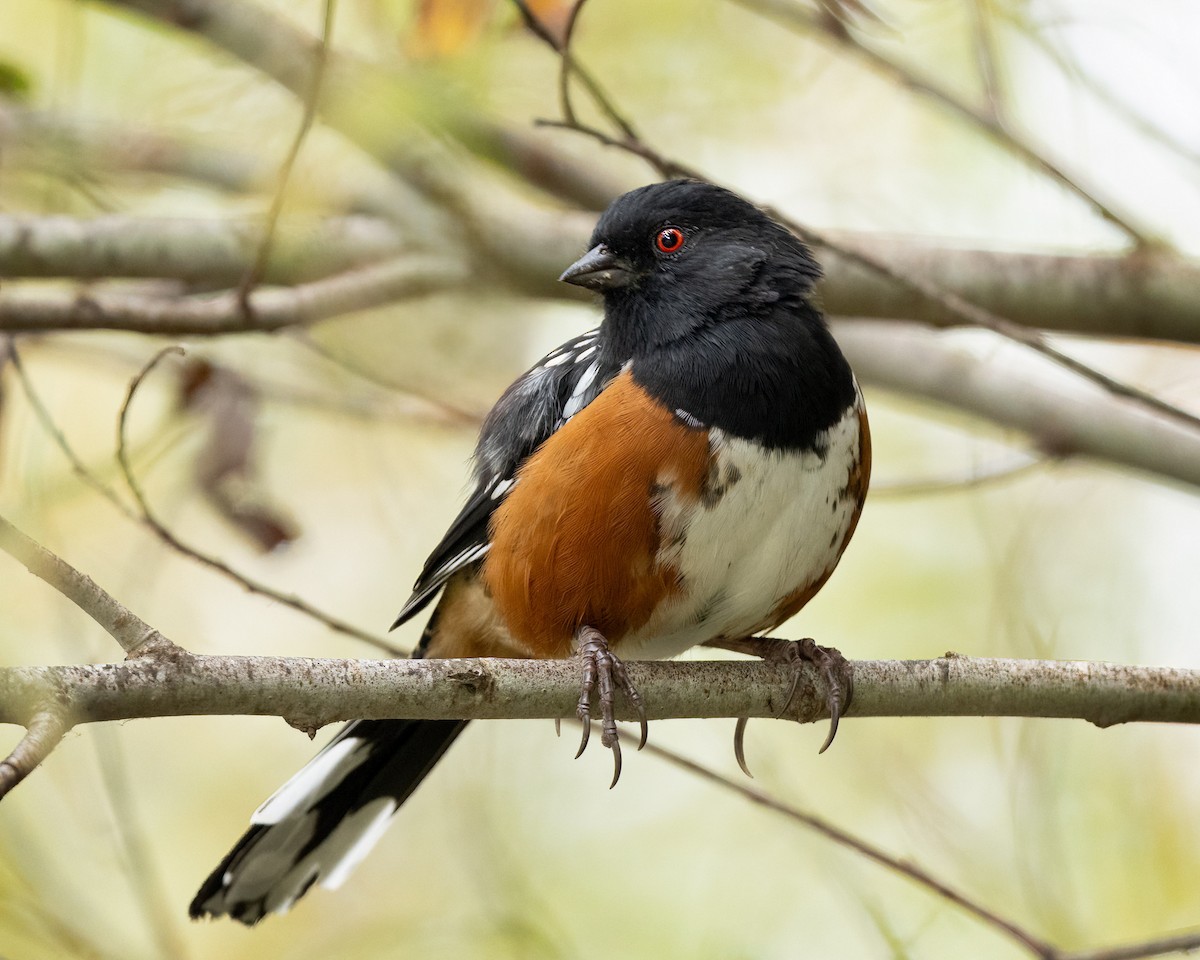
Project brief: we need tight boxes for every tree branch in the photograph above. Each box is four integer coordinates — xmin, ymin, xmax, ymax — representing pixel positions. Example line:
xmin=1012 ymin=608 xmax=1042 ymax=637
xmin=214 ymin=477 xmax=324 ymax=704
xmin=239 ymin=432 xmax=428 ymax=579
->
xmin=817 ymin=237 xmax=1200 ymax=345
xmin=235 ymin=0 xmax=337 ymax=307
xmin=0 ymin=513 xmax=167 ymax=657
xmin=0 ymin=214 xmax=407 ymax=286
xmin=833 ymin=319 xmax=1200 ymax=489
xmin=0 ymin=253 xmax=466 ymax=335
xmin=0 ymin=711 xmax=68 ymax=801
xmin=0 ymin=653 xmax=1195 ymax=732
xmin=8 ymin=215 xmax=1200 ymax=345
xmin=649 ymin=740 xmax=1200 ymax=960
xmin=0 ymin=103 xmax=420 ymax=224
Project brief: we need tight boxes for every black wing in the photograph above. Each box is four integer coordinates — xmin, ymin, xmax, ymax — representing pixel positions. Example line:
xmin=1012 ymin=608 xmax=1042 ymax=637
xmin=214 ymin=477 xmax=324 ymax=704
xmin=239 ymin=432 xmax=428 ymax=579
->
xmin=392 ymin=329 xmax=618 ymax=628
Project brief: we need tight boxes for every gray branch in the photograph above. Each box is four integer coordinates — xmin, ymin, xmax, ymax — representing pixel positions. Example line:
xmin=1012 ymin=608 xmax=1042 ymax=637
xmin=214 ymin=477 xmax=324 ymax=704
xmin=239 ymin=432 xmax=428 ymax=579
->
xmin=833 ymin=319 xmax=1200 ymax=488
xmin=0 ymin=253 xmax=466 ymax=335
xmin=0 ymin=515 xmax=161 ymax=656
xmin=0 ymin=652 xmax=1196 ymax=734
xmin=0 ymin=214 xmax=407 ymax=286
xmin=6 ymin=213 xmax=1200 ymax=345
xmin=818 ymin=236 xmax=1200 ymax=344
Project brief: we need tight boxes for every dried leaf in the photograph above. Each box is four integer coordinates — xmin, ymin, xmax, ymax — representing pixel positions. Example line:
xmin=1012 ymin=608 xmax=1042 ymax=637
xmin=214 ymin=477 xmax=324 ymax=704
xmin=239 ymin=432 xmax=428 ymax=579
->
xmin=177 ymin=358 xmax=300 ymax=552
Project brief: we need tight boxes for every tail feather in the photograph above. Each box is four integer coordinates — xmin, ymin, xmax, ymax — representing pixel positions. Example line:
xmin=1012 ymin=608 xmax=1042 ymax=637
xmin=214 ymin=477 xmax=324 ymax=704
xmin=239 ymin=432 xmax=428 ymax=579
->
xmin=190 ymin=718 xmax=467 ymax=924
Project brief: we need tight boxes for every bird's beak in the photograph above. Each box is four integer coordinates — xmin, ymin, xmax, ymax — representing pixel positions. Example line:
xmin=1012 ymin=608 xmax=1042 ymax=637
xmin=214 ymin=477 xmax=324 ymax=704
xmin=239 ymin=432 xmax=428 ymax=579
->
xmin=559 ymin=244 xmax=635 ymax=291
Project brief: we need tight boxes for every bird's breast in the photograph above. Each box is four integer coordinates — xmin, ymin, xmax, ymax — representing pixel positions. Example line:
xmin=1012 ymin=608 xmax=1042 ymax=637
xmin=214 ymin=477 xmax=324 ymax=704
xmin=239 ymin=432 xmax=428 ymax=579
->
xmin=625 ymin=397 xmax=869 ymax=659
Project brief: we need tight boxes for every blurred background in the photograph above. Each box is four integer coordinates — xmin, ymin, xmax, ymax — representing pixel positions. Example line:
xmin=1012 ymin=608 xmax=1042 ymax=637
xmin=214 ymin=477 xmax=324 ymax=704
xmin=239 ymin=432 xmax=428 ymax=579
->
xmin=1 ymin=0 xmax=1199 ymax=957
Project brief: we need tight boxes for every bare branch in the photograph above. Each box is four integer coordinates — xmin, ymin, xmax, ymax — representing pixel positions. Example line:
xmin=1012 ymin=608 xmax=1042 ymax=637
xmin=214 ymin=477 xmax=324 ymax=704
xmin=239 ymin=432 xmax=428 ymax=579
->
xmin=816 ymin=236 xmax=1200 ymax=345
xmin=0 ymin=513 xmax=167 ymax=656
xmin=652 ymin=741 xmax=1200 ymax=960
xmin=1063 ymin=932 xmax=1200 ymax=960
xmin=0 ymin=253 xmax=466 ymax=335
xmin=834 ymin=319 xmax=1200 ymax=489
xmin=511 ymin=0 xmax=635 ymax=140
xmin=7 ymin=215 xmax=1200 ymax=346
xmin=236 ymin=0 xmax=337 ymax=308
xmin=0 ymin=103 xmax=265 ymax=194
xmin=0 ymin=712 xmax=68 ymax=801
xmin=0 ymin=654 xmax=1195 ymax=731
xmin=0 ymin=214 xmax=406 ymax=286
xmin=646 ymin=741 xmax=1056 ymax=958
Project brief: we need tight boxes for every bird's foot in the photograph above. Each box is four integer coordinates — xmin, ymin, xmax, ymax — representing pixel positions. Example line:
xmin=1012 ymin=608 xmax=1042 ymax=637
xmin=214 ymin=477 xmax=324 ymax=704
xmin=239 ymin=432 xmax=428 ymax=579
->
xmin=709 ymin=636 xmax=853 ymax=776
xmin=573 ymin=626 xmax=648 ymax=788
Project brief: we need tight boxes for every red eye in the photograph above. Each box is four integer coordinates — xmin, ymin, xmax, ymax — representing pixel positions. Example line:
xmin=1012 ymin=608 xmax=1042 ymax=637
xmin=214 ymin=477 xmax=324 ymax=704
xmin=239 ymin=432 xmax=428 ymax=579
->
xmin=654 ymin=227 xmax=685 ymax=254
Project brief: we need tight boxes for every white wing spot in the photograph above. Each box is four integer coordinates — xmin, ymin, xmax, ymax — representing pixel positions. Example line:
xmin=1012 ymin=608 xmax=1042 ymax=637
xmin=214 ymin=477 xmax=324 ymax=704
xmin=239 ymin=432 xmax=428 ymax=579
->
xmin=562 ymin=360 xmax=601 ymax=421
xmin=490 ymin=478 xmax=515 ymax=499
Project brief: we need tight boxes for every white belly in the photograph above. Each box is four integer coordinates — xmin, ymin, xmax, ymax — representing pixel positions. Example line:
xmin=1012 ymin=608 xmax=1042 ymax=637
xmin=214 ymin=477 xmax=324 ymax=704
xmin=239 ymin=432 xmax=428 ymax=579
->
xmin=623 ymin=403 xmax=863 ymax=659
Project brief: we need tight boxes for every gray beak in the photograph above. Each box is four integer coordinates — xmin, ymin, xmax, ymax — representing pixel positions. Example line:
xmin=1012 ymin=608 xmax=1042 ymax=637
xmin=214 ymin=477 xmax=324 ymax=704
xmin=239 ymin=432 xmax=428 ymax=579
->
xmin=559 ymin=244 xmax=635 ymax=291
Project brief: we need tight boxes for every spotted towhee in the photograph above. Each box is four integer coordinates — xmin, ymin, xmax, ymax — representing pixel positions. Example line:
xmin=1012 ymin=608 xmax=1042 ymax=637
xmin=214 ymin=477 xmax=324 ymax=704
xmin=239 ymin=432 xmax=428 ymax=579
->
xmin=191 ymin=180 xmax=871 ymax=923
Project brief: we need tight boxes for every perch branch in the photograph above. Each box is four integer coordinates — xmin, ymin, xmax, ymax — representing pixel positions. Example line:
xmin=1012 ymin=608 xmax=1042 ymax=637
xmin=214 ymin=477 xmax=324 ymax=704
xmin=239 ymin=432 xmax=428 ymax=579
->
xmin=0 ymin=654 xmax=1195 ymax=732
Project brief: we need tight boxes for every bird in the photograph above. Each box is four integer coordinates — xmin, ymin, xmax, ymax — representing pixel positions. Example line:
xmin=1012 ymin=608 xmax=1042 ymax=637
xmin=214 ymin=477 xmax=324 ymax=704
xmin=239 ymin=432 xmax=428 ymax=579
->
xmin=190 ymin=179 xmax=871 ymax=924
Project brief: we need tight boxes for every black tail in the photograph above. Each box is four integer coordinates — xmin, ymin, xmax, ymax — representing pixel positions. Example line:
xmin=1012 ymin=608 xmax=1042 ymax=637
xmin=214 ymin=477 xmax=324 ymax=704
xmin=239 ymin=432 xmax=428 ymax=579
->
xmin=190 ymin=718 xmax=467 ymax=924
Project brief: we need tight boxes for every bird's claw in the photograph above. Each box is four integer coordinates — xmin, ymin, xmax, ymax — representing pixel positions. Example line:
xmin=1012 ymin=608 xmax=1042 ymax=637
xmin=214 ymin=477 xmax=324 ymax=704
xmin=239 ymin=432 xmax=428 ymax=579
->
xmin=574 ymin=626 xmax=648 ymax=787
xmin=730 ymin=636 xmax=854 ymax=776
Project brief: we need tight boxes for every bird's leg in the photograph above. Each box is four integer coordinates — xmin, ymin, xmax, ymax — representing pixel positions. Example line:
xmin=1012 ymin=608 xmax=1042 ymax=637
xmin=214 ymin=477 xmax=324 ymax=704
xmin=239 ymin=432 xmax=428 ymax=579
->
xmin=574 ymin=625 xmax=648 ymax=788
xmin=704 ymin=636 xmax=854 ymax=776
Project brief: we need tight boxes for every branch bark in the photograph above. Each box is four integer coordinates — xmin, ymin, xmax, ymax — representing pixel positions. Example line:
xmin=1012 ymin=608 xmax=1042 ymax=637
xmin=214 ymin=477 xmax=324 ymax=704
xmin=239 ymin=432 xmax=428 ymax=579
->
xmin=834 ymin=319 xmax=1200 ymax=489
xmin=1 ymin=653 xmax=1196 ymax=732
xmin=0 ymin=514 xmax=162 ymax=656
xmin=0 ymin=254 xmax=466 ymax=335
xmin=6 ymin=214 xmax=1200 ymax=345
xmin=0 ymin=214 xmax=407 ymax=286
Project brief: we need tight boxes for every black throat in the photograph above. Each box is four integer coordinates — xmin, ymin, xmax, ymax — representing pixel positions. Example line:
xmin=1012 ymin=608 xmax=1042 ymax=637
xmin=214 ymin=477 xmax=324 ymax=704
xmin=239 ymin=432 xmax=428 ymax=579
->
xmin=624 ymin=300 xmax=857 ymax=453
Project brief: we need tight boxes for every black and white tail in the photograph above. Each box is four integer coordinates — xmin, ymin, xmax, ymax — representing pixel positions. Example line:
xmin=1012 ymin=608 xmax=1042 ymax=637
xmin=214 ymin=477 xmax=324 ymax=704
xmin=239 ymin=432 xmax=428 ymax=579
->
xmin=190 ymin=718 xmax=466 ymax=924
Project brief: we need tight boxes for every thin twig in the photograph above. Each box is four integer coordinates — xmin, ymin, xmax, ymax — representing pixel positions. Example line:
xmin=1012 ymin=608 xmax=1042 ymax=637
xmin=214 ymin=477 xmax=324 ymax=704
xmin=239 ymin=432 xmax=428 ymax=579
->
xmin=288 ymin=330 xmax=485 ymax=426
xmin=0 ymin=712 xmax=68 ymax=801
xmin=556 ymin=0 xmax=591 ymax=125
xmin=7 ymin=339 xmax=140 ymax=518
xmin=511 ymin=0 xmax=636 ymax=140
xmin=644 ymin=741 xmax=1058 ymax=958
xmin=1062 ymin=930 xmax=1200 ymax=960
xmin=968 ymin=0 xmax=1006 ymax=123
xmin=732 ymin=0 xmax=1161 ymax=249
xmin=235 ymin=0 xmax=337 ymax=314
xmin=869 ymin=453 xmax=1043 ymax=498
xmin=114 ymin=347 xmax=406 ymax=656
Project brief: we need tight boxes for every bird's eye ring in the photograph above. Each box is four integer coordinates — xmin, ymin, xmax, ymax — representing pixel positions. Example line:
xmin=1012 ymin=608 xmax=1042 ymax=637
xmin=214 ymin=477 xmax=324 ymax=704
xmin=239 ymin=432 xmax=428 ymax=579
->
xmin=654 ymin=227 xmax=685 ymax=255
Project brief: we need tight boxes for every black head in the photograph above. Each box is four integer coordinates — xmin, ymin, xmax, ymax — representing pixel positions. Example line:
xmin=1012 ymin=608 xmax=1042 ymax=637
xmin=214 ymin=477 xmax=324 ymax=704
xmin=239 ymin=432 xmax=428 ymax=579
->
xmin=561 ymin=180 xmax=856 ymax=451
xmin=559 ymin=180 xmax=823 ymax=358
